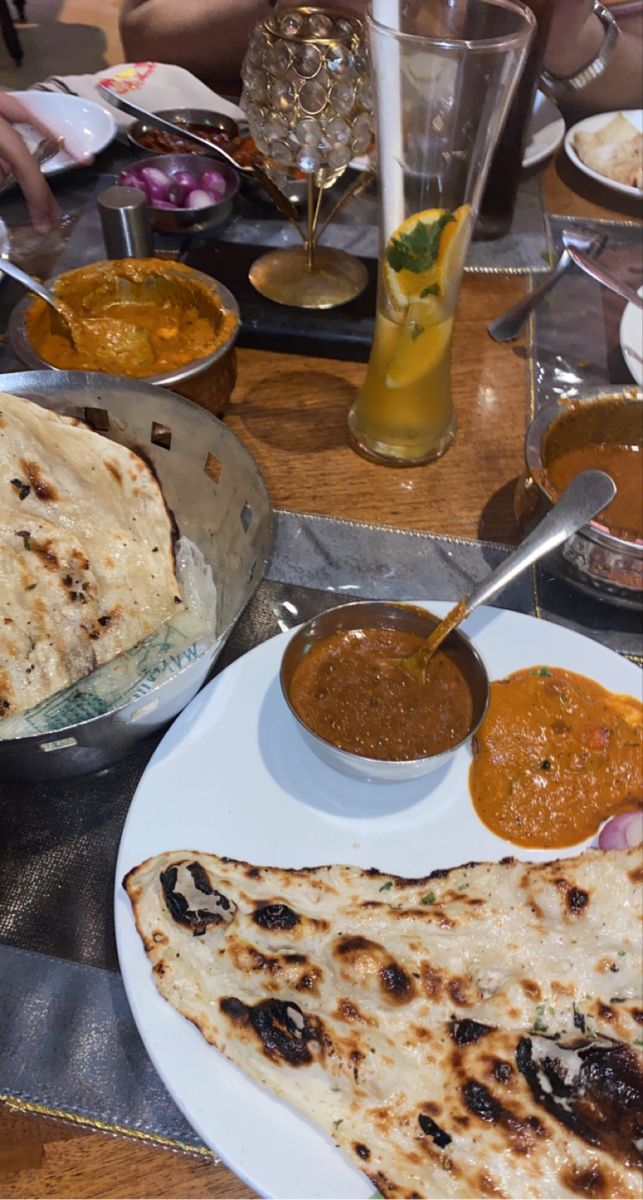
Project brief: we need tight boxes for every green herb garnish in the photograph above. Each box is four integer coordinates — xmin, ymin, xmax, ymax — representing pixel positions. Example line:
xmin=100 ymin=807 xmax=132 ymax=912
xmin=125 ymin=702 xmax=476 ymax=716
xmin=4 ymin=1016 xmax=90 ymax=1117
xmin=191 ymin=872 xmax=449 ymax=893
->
xmin=530 ymin=667 xmax=552 ymax=677
xmin=386 ymin=212 xmax=454 ymax=275
xmin=421 ymin=892 xmax=436 ymax=905
xmin=420 ymin=283 xmax=440 ymax=298
xmin=378 ymin=880 xmax=393 ymax=892
xmin=531 ymin=1003 xmax=548 ymax=1033
xmin=410 ymin=322 xmax=425 ymax=341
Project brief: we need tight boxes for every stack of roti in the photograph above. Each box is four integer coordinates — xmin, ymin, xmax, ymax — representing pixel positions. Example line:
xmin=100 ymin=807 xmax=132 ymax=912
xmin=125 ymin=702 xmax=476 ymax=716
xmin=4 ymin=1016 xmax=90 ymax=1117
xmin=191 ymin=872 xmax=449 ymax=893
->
xmin=0 ymin=391 xmax=180 ymax=722
xmin=125 ymin=845 xmax=643 ymax=1198
xmin=574 ymin=113 xmax=643 ymax=190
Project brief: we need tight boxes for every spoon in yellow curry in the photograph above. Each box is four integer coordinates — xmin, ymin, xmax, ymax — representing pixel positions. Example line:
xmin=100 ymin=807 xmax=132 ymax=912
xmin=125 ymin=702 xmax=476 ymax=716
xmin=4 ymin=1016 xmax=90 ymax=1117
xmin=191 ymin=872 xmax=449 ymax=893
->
xmin=1 ymin=257 xmax=154 ymax=369
xmin=402 ymin=469 xmax=617 ymax=682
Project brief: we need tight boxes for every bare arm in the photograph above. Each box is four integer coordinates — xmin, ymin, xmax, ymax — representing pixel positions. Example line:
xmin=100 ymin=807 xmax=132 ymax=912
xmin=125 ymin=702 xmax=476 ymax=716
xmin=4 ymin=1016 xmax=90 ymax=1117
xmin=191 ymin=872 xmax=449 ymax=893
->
xmin=0 ymin=94 xmax=91 ymax=231
xmin=543 ymin=0 xmax=643 ymax=118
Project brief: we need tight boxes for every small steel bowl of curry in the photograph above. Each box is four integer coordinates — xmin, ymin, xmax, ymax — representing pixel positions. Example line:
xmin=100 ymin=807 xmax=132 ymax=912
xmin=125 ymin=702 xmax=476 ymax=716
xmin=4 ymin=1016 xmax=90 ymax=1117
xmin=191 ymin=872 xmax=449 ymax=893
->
xmin=9 ymin=258 xmax=240 ymax=418
xmin=524 ymin=389 xmax=643 ymax=609
xmin=280 ymin=601 xmax=489 ymax=783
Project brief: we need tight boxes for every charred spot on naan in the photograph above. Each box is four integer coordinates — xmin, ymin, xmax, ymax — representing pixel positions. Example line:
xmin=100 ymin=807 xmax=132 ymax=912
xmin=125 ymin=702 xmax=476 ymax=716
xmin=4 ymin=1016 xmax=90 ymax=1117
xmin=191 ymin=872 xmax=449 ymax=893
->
xmin=19 ymin=458 xmax=58 ymax=503
xmin=516 ymin=1036 xmax=643 ymax=1169
xmin=219 ymin=997 xmax=327 ymax=1066
xmin=252 ymin=902 xmax=300 ymax=930
xmin=333 ymin=934 xmax=416 ymax=1005
xmin=227 ymin=938 xmax=322 ymax=994
xmin=160 ymin=860 xmax=237 ymax=935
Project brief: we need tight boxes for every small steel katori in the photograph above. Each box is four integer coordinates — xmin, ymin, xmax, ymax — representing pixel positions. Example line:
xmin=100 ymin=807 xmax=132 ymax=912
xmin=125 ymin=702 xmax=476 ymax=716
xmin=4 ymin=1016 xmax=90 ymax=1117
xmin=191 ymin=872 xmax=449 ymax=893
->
xmin=0 ymin=370 xmax=274 ymax=781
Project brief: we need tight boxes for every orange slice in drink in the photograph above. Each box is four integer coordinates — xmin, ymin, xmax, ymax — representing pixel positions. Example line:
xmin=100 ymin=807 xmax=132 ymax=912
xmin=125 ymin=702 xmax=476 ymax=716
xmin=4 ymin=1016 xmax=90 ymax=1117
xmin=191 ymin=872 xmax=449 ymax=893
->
xmin=383 ymin=205 xmax=471 ymax=318
xmin=385 ymin=302 xmax=453 ymax=390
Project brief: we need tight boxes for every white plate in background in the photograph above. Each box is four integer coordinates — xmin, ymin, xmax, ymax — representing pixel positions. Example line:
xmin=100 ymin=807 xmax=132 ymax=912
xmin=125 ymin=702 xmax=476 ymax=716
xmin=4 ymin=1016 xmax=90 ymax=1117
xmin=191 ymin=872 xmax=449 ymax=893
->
xmin=564 ymin=109 xmax=643 ymax=198
xmin=115 ymin=603 xmax=641 ymax=1200
xmin=620 ymin=283 xmax=643 ymax=384
xmin=349 ymin=89 xmax=564 ymax=173
xmin=9 ymin=91 xmax=116 ymax=174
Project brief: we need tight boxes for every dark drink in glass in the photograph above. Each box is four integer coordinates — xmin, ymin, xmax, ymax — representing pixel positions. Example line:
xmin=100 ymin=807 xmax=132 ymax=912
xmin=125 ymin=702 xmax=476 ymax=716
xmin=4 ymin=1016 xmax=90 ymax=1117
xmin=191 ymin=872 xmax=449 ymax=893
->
xmin=475 ymin=0 xmax=556 ymax=240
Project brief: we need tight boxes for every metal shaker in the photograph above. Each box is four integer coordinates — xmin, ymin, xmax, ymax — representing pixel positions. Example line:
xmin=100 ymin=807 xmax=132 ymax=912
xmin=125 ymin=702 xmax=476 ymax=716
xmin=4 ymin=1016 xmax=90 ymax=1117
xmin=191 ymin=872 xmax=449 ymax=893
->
xmin=98 ymin=185 xmax=153 ymax=258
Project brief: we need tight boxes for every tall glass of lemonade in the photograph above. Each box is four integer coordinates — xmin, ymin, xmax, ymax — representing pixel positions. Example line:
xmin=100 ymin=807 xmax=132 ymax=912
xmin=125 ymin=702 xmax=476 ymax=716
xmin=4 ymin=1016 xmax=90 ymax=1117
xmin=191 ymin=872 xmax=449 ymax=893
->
xmin=348 ymin=0 xmax=535 ymax=466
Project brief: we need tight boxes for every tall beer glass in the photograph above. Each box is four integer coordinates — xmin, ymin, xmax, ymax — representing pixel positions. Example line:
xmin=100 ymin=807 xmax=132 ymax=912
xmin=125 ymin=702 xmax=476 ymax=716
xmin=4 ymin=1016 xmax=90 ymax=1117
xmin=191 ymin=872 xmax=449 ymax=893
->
xmin=348 ymin=0 xmax=534 ymax=467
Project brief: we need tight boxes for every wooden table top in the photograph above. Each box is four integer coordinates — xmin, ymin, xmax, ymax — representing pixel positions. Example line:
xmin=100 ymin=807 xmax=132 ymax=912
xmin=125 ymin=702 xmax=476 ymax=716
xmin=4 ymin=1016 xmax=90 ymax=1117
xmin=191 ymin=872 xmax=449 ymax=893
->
xmin=1 ymin=153 xmax=641 ymax=1200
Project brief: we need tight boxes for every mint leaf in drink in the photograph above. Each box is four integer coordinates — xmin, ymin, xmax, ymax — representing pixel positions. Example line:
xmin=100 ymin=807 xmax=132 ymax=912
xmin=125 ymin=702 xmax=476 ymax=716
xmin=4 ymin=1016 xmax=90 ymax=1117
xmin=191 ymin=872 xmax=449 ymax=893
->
xmin=410 ymin=322 xmax=425 ymax=341
xmin=420 ymin=283 xmax=440 ymax=298
xmin=386 ymin=212 xmax=454 ymax=275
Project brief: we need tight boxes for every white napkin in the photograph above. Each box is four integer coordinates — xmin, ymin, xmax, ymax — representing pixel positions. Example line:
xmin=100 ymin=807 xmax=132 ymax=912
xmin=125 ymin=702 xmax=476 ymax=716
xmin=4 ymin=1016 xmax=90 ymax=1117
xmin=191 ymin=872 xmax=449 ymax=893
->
xmin=36 ymin=62 xmax=245 ymax=131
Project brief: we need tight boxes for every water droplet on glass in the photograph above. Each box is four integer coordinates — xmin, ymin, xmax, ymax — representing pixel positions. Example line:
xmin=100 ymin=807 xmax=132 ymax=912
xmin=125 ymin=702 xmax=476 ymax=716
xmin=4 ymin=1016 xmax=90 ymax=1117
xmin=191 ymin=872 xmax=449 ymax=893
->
xmin=271 ymin=140 xmax=293 ymax=166
xmin=328 ymin=144 xmax=351 ymax=169
xmin=306 ymin=11 xmax=333 ymax=37
xmin=279 ymin=10 xmax=304 ymax=37
xmin=325 ymin=116 xmax=351 ymax=145
xmin=295 ymin=43 xmax=322 ymax=78
xmin=296 ymin=146 xmax=321 ymax=173
xmin=299 ymin=79 xmax=328 ymax=115
xmin=265 ymin=41 xmax=291 ymax=75
xmin=265 ymin=114 xmax=289 ymax=142
xmin=294 ymin=117 xmax=322 ymax=146
xmin=271 ymin=78 xmax=296 ymax=110
xmin=325 ymin=43 xmax=351 ymax=77
xmin=330 ymin=82 xmax=355 ymax=116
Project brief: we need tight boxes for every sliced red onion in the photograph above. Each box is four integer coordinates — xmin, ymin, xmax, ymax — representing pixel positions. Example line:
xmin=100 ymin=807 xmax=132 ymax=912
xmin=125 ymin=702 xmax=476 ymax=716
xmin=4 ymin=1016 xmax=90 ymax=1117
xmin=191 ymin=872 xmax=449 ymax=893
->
xmin=185 ymin=188 xmax=217 ymax=209
xmin=598 ymin=809 xmax=643 ymax=850
xmin=199 ymin=169 xmax=227 ymax=198
xmin=149 ymin=198 xmax=180 ymax=210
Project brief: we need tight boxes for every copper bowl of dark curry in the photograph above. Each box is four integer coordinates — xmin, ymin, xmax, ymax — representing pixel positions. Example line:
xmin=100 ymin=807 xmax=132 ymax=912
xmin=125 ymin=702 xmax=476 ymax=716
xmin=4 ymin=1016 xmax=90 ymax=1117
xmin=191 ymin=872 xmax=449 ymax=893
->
xmin=525 ymin=390 xmax=643 ymax=609
xmin=280 ymin=601 xmax=489 ymax=782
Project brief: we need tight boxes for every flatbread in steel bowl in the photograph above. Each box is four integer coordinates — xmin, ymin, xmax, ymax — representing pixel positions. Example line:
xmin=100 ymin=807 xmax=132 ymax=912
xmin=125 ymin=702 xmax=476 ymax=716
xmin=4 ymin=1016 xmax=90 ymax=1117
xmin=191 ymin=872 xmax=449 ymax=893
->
xmin=0 ymin=390 xmax=181 ymax=722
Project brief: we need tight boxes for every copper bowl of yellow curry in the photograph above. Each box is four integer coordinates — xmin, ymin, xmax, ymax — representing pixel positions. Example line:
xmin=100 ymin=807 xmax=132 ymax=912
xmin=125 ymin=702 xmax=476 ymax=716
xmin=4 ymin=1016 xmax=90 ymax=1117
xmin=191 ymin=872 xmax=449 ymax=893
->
xmin=524 ymin=389 xmax=643 ymax=609
xmin=8 ymin=259 xmax=240 ymax=418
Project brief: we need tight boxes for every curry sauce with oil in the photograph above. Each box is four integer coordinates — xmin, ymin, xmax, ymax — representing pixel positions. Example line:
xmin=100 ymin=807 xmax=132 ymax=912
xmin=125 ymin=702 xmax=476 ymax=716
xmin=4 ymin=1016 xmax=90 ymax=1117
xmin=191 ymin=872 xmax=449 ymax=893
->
xmin=289 ymin=627 xmax=474 ymax=760
xmin=470 ymin=666 xmax=642 ymax=848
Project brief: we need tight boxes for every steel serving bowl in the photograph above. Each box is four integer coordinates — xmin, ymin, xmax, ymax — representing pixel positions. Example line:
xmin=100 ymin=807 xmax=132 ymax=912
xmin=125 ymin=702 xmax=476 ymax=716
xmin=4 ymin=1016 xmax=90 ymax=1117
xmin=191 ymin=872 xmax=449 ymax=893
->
xmin=280 ymin=601 xmax=489 ymax=783
xmin=126 ymin=152 xmax=240 ymax=234
xmin=524 ymin=389 xmax=643 ymax=609
xmin=0 ymin=370 xmax=274 ymax=780
xmin=127 ymin=107 xmax=240 ymax=155
xmin=8 ymin=260 xmax=241 ymax=417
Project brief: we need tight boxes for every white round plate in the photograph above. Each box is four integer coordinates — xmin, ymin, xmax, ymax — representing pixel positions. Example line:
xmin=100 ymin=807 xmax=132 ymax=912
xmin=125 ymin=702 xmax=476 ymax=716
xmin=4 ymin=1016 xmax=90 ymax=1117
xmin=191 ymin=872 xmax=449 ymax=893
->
xmin=8 ymin=91 xmax=116 ymax=175
xmin=115 ymin=604 xmax=641 ymax=1200
xmin=522 ymin=89 xmax=565 ymax=169
xmin=620 ymin=284 xmax=643 ymax=385
xmin=565 ymin=109 xmax=643 ymax=198
xmin=349 ymin=89 xmax=563 ymax=173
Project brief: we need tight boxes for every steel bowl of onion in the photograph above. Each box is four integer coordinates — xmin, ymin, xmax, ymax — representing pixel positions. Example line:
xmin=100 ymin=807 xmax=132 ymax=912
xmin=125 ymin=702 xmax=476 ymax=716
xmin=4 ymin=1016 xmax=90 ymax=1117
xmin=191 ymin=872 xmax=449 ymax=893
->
xmin=118 ymin=154 xmax=240 ymax=234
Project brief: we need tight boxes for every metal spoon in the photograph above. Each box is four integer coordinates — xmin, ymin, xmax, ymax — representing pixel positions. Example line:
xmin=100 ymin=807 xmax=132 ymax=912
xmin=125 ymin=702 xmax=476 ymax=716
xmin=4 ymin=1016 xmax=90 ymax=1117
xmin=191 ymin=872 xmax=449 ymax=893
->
xmin=401 ymin=469 xmax=616 ymax=680
xmin=0 ymin=257 xmax=75 ymax=333
xmin=97 ymin=86 xmax=249 ymax=174
xmin=0 ymin=258 xmax=147 ymax=363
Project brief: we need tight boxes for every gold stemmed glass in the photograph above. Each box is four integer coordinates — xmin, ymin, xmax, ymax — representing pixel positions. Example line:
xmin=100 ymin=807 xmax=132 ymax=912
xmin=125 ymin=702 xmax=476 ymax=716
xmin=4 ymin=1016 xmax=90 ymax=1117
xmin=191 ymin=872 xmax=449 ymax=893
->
xmin=241 ymin=6 xmax=373 ymax=309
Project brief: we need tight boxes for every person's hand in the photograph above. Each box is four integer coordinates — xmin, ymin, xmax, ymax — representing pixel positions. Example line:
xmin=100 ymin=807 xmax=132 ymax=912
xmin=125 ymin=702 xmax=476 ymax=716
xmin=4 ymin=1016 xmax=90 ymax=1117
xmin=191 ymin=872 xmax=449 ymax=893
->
xmin=0 ymin=94 xmax=93 ymax=232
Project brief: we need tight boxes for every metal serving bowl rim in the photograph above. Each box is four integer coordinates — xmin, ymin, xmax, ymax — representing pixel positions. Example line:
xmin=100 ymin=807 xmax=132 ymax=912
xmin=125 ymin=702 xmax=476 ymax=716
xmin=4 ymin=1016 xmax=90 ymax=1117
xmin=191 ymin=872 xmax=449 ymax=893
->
xmin=7 ymin=261 xmax=241 ymax=387
xmin=279 ymin=599 xmax=490 ymax=771
xmin=525 ymin=390 xmax=643 ymax=554
xmin=0 ymin=368 xmax=274 ymax=748
xmin=127 ymin=107 xmax=241 ymax=151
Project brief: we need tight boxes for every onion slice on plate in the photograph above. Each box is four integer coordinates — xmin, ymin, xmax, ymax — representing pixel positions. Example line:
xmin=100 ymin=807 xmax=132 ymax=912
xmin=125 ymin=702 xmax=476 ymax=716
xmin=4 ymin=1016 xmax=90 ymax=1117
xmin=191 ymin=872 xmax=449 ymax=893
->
xmin=598 ymin=809 xmax=643 ymax=849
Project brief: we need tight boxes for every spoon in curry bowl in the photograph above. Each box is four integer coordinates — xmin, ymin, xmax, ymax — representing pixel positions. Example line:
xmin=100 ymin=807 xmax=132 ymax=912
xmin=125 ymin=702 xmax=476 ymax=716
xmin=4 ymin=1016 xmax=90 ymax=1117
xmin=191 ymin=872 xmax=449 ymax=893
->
xmin=401 ymin=469 xmax=616 ymax=682
xmin=1 ymin=258 xmax=154 ymax=369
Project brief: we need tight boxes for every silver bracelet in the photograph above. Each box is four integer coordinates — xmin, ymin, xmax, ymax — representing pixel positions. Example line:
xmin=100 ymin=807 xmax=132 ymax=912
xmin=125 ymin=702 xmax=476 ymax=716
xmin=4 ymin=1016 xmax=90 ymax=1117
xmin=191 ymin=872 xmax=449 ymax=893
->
xmin=541 ymin=0 xmax=620 ymax=93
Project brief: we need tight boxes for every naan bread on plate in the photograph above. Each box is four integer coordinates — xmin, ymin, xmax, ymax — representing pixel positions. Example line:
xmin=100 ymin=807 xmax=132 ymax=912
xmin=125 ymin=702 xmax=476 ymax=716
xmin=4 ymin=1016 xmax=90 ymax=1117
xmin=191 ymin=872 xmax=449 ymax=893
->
xmin=125 ymin=846 xmax=643 ymax=1199
xmin=574 ymin=113 xmax=643 ymax=189
xmin=0 ymin=391 xmax=181 ymax=720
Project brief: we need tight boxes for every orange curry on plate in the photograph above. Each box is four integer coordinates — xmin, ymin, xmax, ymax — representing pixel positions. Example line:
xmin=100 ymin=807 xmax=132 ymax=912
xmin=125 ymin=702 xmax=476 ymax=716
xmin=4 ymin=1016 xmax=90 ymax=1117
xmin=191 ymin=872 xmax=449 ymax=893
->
xmin=470 ymin=666 xmax=642 ymax=848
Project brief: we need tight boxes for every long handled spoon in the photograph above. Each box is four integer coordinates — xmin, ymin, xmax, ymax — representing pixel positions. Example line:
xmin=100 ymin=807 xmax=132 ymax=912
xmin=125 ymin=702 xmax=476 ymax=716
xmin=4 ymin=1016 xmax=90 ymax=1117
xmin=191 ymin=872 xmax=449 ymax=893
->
xmin=1 ymin=258 xmax=154 ymax=368
xmin=402 ymin=469 xmax=616 ymax=681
